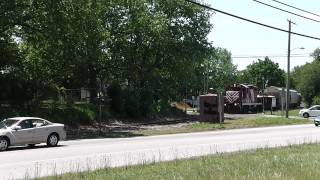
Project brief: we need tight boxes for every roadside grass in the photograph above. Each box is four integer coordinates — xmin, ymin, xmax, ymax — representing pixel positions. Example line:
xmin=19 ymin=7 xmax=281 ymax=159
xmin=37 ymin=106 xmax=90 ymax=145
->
xmin=136 ymin=117 xmax=311 ymax=136
xmin=264 ymin=109 xmax=301 ymax=117
xmin=41 ymin=143 xmax=320 ymax=180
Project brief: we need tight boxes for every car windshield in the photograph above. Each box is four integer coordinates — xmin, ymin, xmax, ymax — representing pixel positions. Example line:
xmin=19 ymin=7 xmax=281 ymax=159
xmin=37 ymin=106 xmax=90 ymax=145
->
xmin=0 ymin=119 xmax=19 ymax=129
xmin=310 ymin=106 xmax=320 ymax=110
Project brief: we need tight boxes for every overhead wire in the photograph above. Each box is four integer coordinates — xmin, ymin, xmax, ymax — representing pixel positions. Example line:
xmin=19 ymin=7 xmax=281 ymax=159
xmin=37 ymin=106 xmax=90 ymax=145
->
xmin=253 ymin=0 xmax=320 ymax=23
xmin=270 ymin=0 xmax=320 ymax=18
xmin=232 ymin=55 xmax=309 ymax=59
xmin=184 ymin=0 xmax=320 ymax=41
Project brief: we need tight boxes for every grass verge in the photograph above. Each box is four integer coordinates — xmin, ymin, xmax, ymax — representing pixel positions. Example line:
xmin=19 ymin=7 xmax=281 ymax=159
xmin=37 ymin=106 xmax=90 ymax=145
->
xmin=264 ymin=109 xmax=301 ymax=117
xmin=135 ymin=117 xmax=311 ymax=136
xmin=41 ymin=143 xmax=320 ymax=180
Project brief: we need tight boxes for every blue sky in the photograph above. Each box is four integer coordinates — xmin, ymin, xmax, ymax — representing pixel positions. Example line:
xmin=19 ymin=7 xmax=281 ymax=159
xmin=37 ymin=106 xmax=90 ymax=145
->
xmin=205 ymin=0 xmax=320 ymax=71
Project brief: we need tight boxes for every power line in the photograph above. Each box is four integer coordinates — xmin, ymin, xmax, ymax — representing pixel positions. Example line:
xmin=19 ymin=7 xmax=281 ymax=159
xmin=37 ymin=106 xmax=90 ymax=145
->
xmin=233 ymin=53 xmax=309 ymax=56
xmin=270 ymin=0 xmax=320 ymax=18
xmin=253 ymin=0 xmax=320 ymax=23
xmin=232 ymin=55 xmax=308 ymax=59
xmin=185 ymin=0 xmax=320 ymax=41
xmin=235 ymin=53 xmax=309 ymax=56
xmin=232 ymin=53 xmax=310 ymax=57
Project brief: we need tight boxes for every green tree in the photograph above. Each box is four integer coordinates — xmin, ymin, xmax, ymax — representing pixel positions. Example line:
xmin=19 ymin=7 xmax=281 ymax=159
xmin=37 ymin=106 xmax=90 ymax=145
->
xmin=104 ymin=0 xmax=212 ymax=116
xmin=291 ymin=48 xmax=320 ymax=106
xmin=201 ymin=47 xmax=236 ymax=93
xmin=20 ymin=0 xmax=110 ymax=102
xmin=237 ymin=57 xmax=285 ymax=89
xmin=311 ymin=48 xmax=320 ymax=61
xmin=2 ymin=0 xmax=215 ymax=118
xmin=0 ymin=0 xmax=37 ymax=107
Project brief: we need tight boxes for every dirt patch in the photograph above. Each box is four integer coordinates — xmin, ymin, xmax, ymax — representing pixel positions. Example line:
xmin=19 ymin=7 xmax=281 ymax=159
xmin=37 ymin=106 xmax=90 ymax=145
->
xmin=65 ymin=113 xmax=263 ymax=140
xmin=171 ymin=102 xmax=191 ymax=111
xmin=66 ymin=116 xmax=199 ymax=139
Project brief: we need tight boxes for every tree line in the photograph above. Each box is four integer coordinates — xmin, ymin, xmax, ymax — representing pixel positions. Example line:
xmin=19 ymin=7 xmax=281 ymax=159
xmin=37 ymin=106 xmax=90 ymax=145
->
xmin=292 ymin=48 xmax=320 ymax=106
xmin=1 ymin=0 xmax=236 ymax=118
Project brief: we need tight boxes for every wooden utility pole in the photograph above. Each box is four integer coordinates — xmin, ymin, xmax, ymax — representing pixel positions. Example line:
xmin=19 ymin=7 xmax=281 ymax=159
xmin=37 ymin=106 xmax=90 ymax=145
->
xmin=286 ymin=20 xmax=295 ymax=118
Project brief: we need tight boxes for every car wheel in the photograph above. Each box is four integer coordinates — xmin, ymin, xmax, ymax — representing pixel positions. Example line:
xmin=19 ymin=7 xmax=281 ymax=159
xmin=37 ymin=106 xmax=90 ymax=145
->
xmin=315 ymin=124 xmax=319 ymax=127
xmin=47 ymin=133 xmax=59 ymax=147
xmin=0 ymin=137 xmax=9 ymax=151
xmin=303 ymin=113 xmax=309 ymax=118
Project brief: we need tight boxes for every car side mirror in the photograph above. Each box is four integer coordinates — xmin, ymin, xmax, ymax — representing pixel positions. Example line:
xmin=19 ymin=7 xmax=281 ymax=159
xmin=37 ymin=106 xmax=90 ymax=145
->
xmin=13 ymin=126 xmax=22 ymax=131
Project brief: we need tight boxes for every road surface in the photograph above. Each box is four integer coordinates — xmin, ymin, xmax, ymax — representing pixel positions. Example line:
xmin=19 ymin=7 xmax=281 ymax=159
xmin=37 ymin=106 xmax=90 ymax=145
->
xmin=1 ymin=124 xmax=320 ymax=179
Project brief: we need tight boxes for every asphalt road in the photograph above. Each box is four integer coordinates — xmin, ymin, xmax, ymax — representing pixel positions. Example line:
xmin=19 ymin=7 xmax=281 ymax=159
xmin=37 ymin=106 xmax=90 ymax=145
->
xmin=1 ymin=124 xmax=320 ymax=179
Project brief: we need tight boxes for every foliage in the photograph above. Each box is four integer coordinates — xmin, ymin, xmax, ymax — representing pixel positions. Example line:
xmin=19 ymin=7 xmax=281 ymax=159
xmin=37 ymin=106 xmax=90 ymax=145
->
xmin=291 ymin=48 xmax=320 ymax=106
xmin=312 ymin=96 xmax=320 ymax=105
xmin=107 ymin=82 xmax=123 ymax=114
xmin=1 ymin=0 xmax=237 ymax=120
xmin=201 ymin=47 xmax=237 ymax=93
xmin=237 ymin=57 xmax=285 ymax=89
xmin=311 ymin=48 xmax=320 ymax=61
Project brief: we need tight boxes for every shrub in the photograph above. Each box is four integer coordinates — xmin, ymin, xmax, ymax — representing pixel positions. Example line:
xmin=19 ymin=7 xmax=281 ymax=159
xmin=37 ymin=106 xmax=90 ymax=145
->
xmin=107 ymin=82 xmax=123 ymax=114
xmin=33 ymin=104 xmax=97 ymax=126
xmin=123 ymin=89 xmax=141 ymax=118
xmin=312 ymin=96 xmax=320 ymax=105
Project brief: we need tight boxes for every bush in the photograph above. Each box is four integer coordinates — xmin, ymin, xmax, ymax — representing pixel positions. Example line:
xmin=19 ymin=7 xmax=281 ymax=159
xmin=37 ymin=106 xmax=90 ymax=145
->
xmin=140 ymin=88 xmax=154 ymax=117
xmin=24 ymin=104 xmax=99 ymax=127
xmin=312 ymin=96 xmax=320 ymax=105
xmin=107 ymin=82 xmax=123 ymax=114
xmin=123 ymin=89 xmax=141 ymax=118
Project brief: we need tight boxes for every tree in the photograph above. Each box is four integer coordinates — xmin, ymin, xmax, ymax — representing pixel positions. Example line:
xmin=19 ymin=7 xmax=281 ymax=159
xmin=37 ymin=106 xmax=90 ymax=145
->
xmin=19 ymin=0 xmax=111 ymax=103
xmin=201 ymin=47 xmax=236 ymax=93
xmin=2 ymin=0 xmax=215 ymax=118
xmin=237 ymin=57 xmax=285 ymax=89
xmin=0 ymin=0 xmax=37 ymax=107
xmin=104 ymin=0 xmax=212 ymax=116
xmin=291 ymin=48 xmax=320 ymax=106
xmin=311 ymin=48 xmax=320 ymax=61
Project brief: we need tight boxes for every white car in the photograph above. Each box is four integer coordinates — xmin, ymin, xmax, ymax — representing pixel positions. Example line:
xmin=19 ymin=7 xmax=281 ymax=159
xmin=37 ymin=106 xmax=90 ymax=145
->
xmin=0 ymin=117 xmax=66 ymax=151
xmin=299 ymin=105 xmax=320 ymax=118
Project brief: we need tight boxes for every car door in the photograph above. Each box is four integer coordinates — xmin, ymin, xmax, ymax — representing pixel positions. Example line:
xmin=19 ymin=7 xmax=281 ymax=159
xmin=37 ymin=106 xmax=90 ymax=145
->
xmin=32 ymin=119 xmax=50 ymax=143
xmin=12 ymin=119 xmax=35 ymax=144
xmin=309 ymin=106 xmax=320 ymax=117
xmin=314 ymin=106 xmax=320 ymax=116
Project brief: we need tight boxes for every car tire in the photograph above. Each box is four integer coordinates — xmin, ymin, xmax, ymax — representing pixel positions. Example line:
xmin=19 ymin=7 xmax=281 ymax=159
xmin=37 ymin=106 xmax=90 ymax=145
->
xmin=47 ymin=133 xmax=59 ymax=147
xmin=0 ymin=137 xmax=9 ymax=151
xmin=303 ymin=113 xmax=309 ymax=118
xmin=315 ymin=124 xmax=319 ymax=127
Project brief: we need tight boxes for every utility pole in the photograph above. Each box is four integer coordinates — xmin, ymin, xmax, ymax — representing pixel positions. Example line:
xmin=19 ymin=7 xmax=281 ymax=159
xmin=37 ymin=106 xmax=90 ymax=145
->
xmin=286 ymin=20 xmax=295 ymax=118
xmin=262 ymin=77 xmax=265 ymax=114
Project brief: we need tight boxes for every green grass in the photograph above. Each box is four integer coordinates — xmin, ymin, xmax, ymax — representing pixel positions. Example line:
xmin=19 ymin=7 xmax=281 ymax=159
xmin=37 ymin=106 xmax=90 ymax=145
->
xmin=265 ymin=109 xmax=301 ymax=117
xmin=41 ymin=143 xmax=320 ymax=180
xmin=135 ymin=117 xmax=311 ymax=136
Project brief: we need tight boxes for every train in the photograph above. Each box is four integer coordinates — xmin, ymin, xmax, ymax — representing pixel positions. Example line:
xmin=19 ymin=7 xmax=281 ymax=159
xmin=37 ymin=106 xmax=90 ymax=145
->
xmin=224 ymin=84 xmax=301 ymax=113
xmin=263 ymin=86 xmax=301 ymax=108
xmin=224 ymin=84 xmax=262 ymax=113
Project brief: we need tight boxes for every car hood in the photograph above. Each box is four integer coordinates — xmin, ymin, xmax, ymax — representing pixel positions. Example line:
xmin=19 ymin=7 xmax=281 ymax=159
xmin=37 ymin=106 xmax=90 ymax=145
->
xmin=52 ymin=123 xmax=64 ymax=126
xmin=0 ymin=128 xmax=9 ymax=135
xmin=300 ymin=109 xmax=308 ymax=112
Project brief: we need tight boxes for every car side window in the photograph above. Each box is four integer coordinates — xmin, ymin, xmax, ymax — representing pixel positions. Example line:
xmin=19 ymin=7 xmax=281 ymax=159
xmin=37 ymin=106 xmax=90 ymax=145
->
xmin=19 ymin=120 xmax=34 ymax=129
xmin=43 ymin=121 xmax=49 ymax=126
xmin=32 ymin=119 xmax=47 ymax=127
